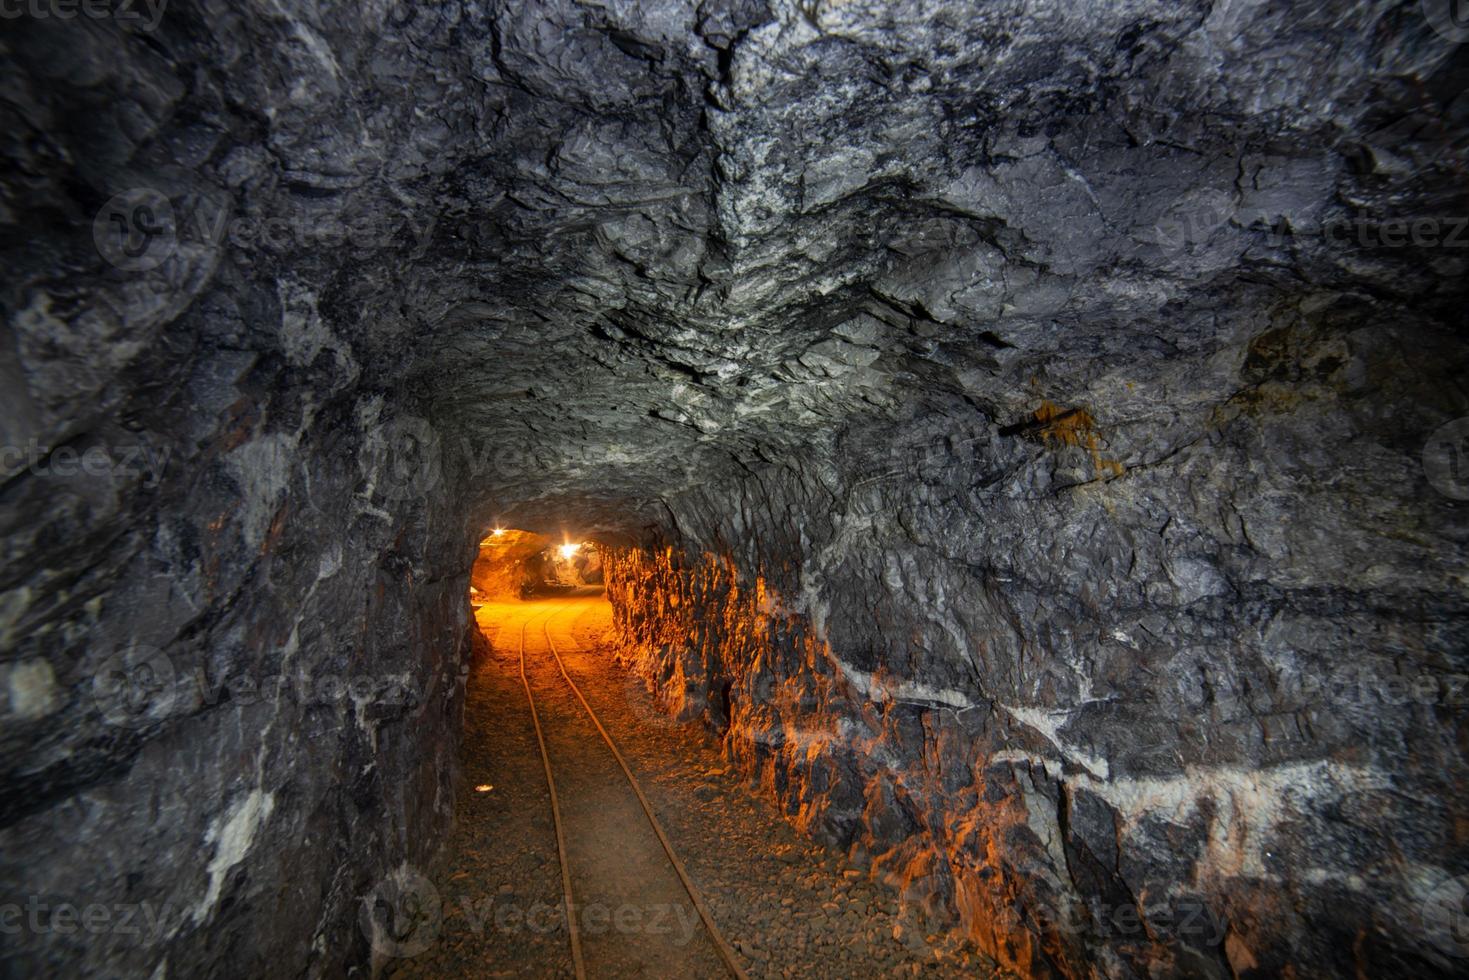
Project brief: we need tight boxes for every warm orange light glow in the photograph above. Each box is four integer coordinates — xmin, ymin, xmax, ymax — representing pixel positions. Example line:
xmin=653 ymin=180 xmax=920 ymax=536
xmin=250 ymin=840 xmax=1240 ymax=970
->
xmin=475 ymin=784 xmax=493 ymax=792
xmin=491 ymin=528 xmax=505 ymax=536
xmin=559 ymin=543 xmax=580 ymax=559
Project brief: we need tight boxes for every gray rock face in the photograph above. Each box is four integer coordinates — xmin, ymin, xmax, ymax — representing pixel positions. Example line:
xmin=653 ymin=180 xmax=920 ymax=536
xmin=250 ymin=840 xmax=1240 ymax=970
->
xmin=1 ymin=0 xmax=1466 ymax=976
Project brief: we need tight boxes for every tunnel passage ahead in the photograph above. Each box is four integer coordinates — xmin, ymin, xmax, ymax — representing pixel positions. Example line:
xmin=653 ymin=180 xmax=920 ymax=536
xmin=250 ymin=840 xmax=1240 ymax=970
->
xmin=469 ymin=530 xmax=606 ymax=604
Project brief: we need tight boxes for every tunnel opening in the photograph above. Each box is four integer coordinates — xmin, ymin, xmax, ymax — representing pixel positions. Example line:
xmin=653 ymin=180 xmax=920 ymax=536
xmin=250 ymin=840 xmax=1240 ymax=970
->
xmin=435 ymin=521 xmax=1005 ymax=978
xmin=467 ymin=527 xmax=606 ymax=604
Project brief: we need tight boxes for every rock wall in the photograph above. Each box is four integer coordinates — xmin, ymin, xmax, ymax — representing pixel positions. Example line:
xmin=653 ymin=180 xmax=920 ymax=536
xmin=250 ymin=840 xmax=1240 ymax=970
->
xmin=605 ymin=311 xmax=1469 ymax=978
xmin=0 ymin=5 xmax=485 ymax=975
xmin=0 ymin=373 xmax=481 ymax=977
xmin=546 ymin=545 xmax=605 ymax=588
xmin=471 ymin=530 xmax=551 ymax=599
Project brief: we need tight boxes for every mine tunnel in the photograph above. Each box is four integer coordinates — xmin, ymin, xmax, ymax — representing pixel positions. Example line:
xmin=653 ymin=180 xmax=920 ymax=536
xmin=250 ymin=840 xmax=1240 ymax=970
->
xmin=2 ymin=1 xmax=1468 ymax=978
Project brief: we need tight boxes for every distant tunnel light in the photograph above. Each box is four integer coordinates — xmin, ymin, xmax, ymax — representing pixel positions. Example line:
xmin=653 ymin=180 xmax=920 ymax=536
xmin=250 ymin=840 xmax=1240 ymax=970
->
xmin=491 ymin=528 xmax=505 ymax=536
xmin=559 ymin=543 xmax=580 ymax=559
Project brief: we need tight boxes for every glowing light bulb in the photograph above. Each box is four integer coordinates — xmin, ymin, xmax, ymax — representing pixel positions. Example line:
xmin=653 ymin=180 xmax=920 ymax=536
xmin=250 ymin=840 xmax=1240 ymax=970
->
xmin=559 ymin=543 xmax=579 ymax=559
xmin=491 ymin=528 xmax=505 ymax=536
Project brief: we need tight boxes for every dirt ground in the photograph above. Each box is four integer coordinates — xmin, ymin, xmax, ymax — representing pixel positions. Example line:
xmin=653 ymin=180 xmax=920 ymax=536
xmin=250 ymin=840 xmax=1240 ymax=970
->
xmin=387 ymin=594 xmax=1003 ymax=979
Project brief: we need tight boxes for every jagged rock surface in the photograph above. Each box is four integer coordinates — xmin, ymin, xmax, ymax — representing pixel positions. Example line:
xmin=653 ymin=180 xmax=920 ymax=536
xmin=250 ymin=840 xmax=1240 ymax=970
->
xmin=470 ymin=530 xmax=550 ymax=598
xmin=2 ymin=0 xmax=1466 ymax=977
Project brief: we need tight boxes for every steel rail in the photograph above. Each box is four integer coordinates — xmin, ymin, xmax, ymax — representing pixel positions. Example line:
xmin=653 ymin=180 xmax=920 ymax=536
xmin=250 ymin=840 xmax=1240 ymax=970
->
xmin=538 ymin=610 xmax=749 ymax=980
xmin=517 ymin=604 xmax=587 ymax=980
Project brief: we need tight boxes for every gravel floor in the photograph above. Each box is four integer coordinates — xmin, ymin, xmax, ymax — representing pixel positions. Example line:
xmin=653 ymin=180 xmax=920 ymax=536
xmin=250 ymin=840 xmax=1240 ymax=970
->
xmin=391 ymin=595 xmax=1005 ymax=978
xmin=387 ymin=602 xmax=573 ymax=979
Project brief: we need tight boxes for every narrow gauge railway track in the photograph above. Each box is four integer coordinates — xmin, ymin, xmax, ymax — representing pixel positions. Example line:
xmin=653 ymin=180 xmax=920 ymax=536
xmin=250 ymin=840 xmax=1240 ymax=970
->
xmin=516 ymin=604 xmax=748 ymax=979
